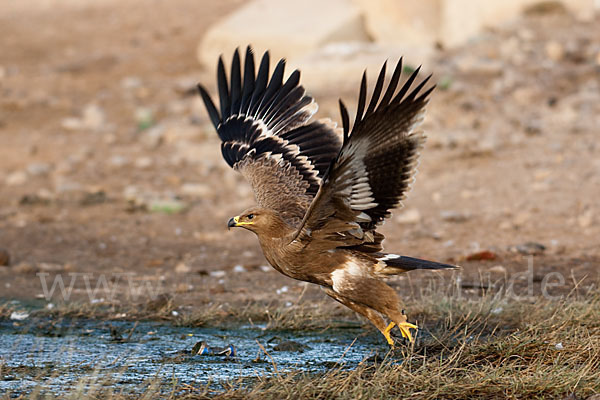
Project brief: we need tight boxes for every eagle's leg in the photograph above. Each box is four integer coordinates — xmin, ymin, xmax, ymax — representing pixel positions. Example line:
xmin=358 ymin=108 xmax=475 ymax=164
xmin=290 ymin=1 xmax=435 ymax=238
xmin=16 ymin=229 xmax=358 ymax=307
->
xmin=322 ymin=288 xmax=393 ymax=347
xmin=329 ymin=273 xmax=419 ymax=343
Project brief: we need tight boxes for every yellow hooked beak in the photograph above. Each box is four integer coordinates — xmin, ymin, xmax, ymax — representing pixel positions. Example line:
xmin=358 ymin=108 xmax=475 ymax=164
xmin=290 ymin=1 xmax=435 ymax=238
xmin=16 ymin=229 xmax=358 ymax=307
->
xmin=227 ymin=215 xmax=253 ymax=230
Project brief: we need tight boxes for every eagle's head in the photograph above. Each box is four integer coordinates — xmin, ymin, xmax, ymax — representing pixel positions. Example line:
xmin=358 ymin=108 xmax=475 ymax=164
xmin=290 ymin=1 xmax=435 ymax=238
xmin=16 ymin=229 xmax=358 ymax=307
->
xmin=227 ymin=207 xmax=289 ymax=238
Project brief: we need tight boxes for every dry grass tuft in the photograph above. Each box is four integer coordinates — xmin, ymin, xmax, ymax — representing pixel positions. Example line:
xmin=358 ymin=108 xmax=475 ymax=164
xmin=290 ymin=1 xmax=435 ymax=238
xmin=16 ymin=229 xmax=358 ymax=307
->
xmin=3 ymin=294 xmax=600 ymax=399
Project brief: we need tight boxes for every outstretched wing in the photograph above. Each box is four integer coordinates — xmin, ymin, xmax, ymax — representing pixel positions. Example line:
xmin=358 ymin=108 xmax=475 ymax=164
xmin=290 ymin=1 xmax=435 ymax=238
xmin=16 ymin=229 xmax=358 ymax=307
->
xmin=294 ymin=58 xmax=434 ymax=249
xmin=198 ymin=47 xmax=342 ymax=226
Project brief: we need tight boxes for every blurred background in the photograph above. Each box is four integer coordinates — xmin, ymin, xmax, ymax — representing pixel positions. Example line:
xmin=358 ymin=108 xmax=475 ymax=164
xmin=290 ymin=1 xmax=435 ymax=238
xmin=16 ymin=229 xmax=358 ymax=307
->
xmin=0 ymin=0 xmax=599 ymax=306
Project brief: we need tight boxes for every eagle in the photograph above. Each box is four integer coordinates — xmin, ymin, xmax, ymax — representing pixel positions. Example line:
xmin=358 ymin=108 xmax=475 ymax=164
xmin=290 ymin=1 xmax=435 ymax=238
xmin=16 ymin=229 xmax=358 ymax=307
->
xmin=198 ymin=46 xmax=455 ymax=346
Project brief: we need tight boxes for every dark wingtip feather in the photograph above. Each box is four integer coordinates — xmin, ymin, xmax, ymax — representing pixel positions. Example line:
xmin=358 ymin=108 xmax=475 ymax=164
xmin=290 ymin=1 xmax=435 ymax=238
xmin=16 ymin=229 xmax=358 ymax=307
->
xmin=339 ymin=99 xmax=350 ymax=144
xmin=217 ymin=56 xmax=230 ymax=119
xmin=393 ymin=65 xmax=421 ymax=104
xmin=197 ymin=84 xmax=221 ymax=128
xmin=230 ymin=48 xmax=242 ymax=114
xmin=379 ymin=56 xmax=403 ymax=109
xmin=354 ymin=71 xmax=368 ymax=126
xmin=366 ymin=61 xmax=387 ymax=115
xmin=240 ymin=46 xmax=256 ymax=114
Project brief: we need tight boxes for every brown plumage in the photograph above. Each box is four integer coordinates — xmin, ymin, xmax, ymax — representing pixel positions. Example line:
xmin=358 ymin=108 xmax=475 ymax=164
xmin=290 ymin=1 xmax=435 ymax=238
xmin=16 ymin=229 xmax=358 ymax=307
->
xmin=198 ymin=46 xmax=455 ymax=346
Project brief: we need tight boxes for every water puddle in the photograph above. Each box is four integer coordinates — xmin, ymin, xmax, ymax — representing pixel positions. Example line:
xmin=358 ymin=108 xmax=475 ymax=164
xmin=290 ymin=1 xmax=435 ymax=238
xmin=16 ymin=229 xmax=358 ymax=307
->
xmin=0 ymin=317 xmax=388 ymax=396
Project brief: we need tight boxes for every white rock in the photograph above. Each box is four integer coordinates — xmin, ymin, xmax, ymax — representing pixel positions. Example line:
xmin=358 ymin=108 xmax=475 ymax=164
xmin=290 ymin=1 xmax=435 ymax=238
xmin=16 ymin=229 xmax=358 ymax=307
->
xmin=198 ymin=0 xmax=369 ymax=73
xmin=175 ymin=262 xmax=192 ymax=274
xmin=134 ymin=157 xmax=153 ymax=169
xmin=10 ymin=311 xmax=29 ymax=321
xmin=276 ymin=286 xmax=289 ymax=295
xmin=27 ymin=162 xmax=51 ymax=176
xmin=82 ymin=104 xmax=105 ymax=131
xmin=233 ymin=265 xmax=246 ymax=273
xmin=5 ymin=170 xmax=27 ymax=186
xmin=545 ymin=41 xmax=565 ymax=62
xmin=396 ymin=208 xmax=422 ymax=225
xmin=210 ymin=270 xmax=226 ymax=278
xmin=440 ymin=210 xmax=471 ymax=223
xmin=121 ymin=76 xmax=142 ymax=89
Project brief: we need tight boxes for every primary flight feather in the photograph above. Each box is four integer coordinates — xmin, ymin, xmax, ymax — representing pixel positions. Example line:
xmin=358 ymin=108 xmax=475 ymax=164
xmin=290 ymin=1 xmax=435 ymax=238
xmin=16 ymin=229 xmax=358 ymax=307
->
xmin=198 ymin=46 xmax=455 ymax=346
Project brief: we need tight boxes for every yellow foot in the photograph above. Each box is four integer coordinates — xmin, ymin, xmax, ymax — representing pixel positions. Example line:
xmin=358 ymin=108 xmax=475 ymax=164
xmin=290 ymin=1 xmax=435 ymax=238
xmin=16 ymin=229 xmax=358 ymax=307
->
xmin=383 ymin=322 xmax=396 ymax=347
xmin=398 ymin=321 xmax=418 ymax=343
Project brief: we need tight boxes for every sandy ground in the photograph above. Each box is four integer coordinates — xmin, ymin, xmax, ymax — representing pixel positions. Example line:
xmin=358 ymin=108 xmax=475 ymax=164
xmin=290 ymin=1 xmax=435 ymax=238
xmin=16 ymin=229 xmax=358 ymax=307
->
xmin=0 ymin=1 xmax=599 ymax=313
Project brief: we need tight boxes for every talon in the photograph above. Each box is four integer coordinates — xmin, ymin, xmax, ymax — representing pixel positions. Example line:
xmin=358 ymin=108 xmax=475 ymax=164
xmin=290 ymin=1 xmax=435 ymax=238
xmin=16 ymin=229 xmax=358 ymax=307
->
xmin=383 ymin=322 xmax=396 ymax=347
xmin=398 ymin=321 xmax=418 ymax=342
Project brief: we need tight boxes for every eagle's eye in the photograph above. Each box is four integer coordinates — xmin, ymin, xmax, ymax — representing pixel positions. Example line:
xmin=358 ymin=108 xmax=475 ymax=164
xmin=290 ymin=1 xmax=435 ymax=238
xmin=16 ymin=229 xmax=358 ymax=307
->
xmin=247 ymin=214 xmax=254 ymax=220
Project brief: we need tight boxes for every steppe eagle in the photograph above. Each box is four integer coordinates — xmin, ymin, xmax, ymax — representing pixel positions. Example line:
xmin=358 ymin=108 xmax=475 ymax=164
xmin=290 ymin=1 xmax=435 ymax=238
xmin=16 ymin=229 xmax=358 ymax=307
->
xmin=198 ymin=46 xmax=455 ymax=346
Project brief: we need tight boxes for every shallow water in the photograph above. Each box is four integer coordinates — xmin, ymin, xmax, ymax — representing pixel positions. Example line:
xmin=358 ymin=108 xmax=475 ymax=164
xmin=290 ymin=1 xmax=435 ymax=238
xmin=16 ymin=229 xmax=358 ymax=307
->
xmin=0 ymin=316 xmax=388 ymax=396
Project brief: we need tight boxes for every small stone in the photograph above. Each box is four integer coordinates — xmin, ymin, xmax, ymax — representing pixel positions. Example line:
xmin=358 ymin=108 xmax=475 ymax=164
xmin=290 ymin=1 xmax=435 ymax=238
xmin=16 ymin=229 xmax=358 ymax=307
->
xmin=38 ymin=262 xmax=64 ymax=272
xmin=233 ymin=265 xmax=246 ymax=273
xmin=489 ymin=265 xmax=507 ymax=274
xmin=82 ymin=104 xmax=105 ymax=131
xmin=109 ymin=155 xmax=129 ymax=167
xmin=121 ymin=76 xmax=142 ymax=89
xmin=260 ymin=265 xmax=271 ymax=272
xmin=554 ymin=342 xmax=564 ymax=350
xmin=396 ymin=208 xmax=421 ymax=225
xmin=10 ymin=311 xmax=29 ymax=321
xmin=5 ymin=170 xmax=27 ymax=186
xmin=27 ymin=162 xmax=51 ymax=176
xmin=276 ymin=285 xmax=289 ymax=294
xmin=510 ymin=242 xmax=546 ymax=255
xmin=209 ymin=270 xmax=226 ymax=278
xmin=12 ymin=262 xmax=36 ymax=274
xmin=440 ymin=210 xmax=470 ymax=223
xmin=545 ymin=41 xmax=564 ymax=62
xmin=180 ymin=183 xmax=211 ymax=197
xmin=61 ymin=117 xmax=84 ymax=131
xmin=175 ymin=262 xmax=192 ymax=274
xmin=0 ymin=248 xmax=10 ymax=266
xmin=134 ymin=157 xmax=153 ymax=169
xmin=140 ymin=125 xmax=164 ymax=149
xmin=578 ymin=209 xmax=593 ymax=228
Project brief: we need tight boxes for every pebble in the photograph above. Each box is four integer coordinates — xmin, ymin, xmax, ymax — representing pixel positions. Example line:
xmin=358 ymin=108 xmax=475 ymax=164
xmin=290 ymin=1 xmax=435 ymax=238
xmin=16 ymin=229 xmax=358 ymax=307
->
xmin=10 ymin=311 xmax=29 ymax=321
xmin=175 ymin=262 xmax=192 ymax=274
xmin=545 ymin=41 xmax=564 ymax=62
xmin=27 ymin=162 xmax=51 ymax=176
xmin=396 ymin=208 xmax=421 ymax=225
xmin=180 ymin=183 xmax=211 ymax=197
xmin=5 ymin=170 xmax=27 ymax=186
xmin=489 ymin=265 xmax=507 ymax=274
xmin=276 ymin=286 xmax=289 ymax=295
xmin=82 ymin=104 xmax=105 ymax=130
xmin=209 ymin=270 xmax=226 ymax=278
xmin=0 ymin=248 xmax=10 ymax=266
xmin=134 ymin=156 xmax=153 ymax=169
xmin=510 ymin=242 xmax=546 ymax=255
xmin=232 ymin=265 xmax=246 ymax=273
xmin=12 ymin=262 xmax=36 ymax=274
xmin=577 ymin=209 xmax=594 ymax=228
xmin=121 ymin=76 xmax=142 ymax=89
xmin=440 ymin=210 xmax=471 ymax=223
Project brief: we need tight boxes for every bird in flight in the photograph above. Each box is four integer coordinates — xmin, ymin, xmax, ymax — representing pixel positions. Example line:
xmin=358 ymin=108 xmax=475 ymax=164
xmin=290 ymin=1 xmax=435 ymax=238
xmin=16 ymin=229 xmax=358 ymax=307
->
xmin=198 ymin=46 xmax=455 ymax=346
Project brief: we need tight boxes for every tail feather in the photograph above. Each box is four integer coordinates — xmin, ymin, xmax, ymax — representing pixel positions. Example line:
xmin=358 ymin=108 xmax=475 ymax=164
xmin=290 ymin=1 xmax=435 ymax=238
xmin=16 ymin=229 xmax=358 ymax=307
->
xmin=377 ymin=253 xmax=456 ymax=271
